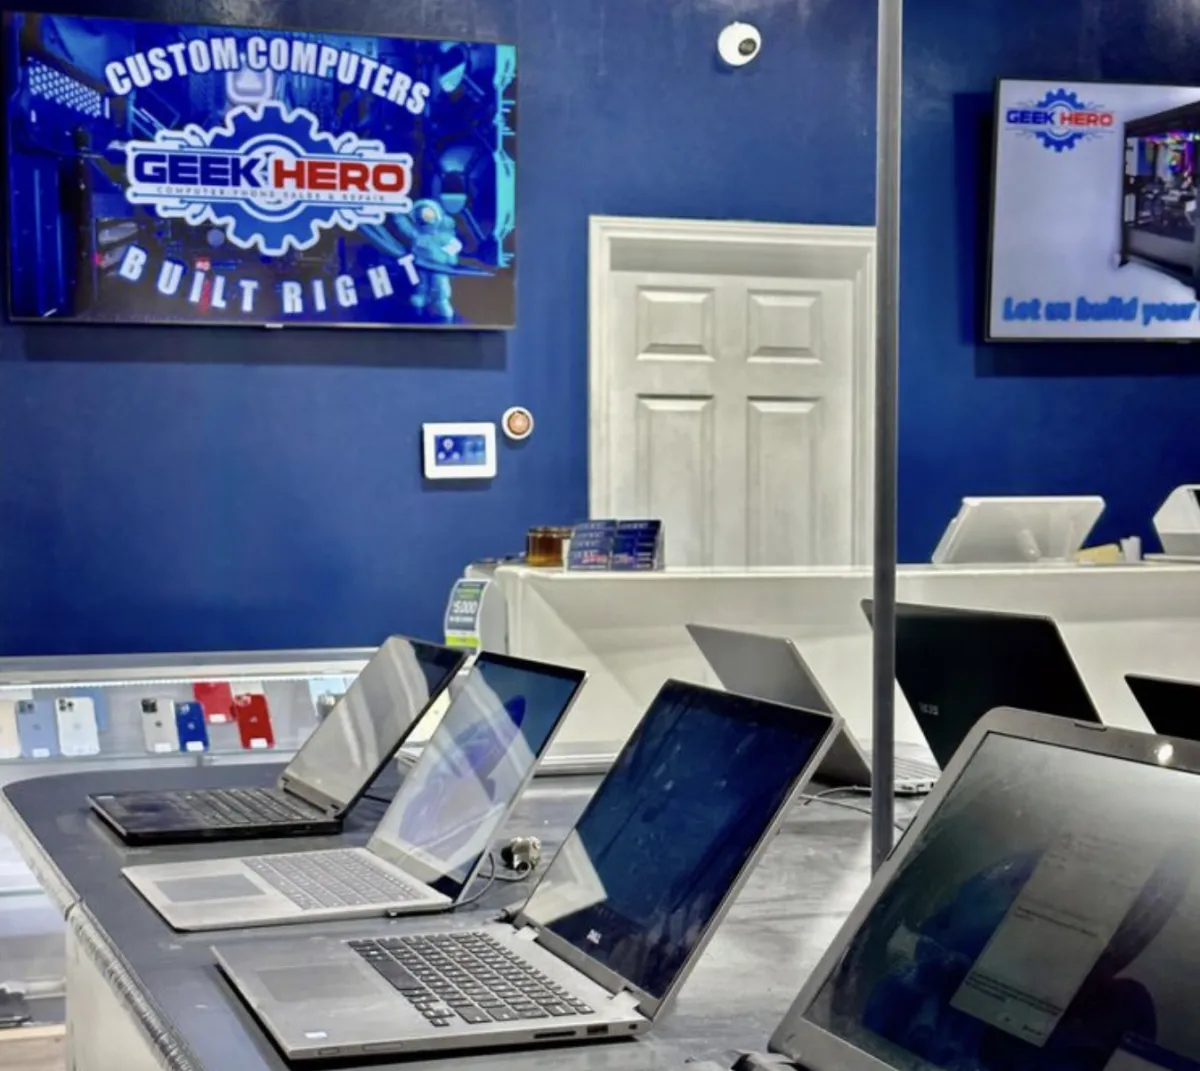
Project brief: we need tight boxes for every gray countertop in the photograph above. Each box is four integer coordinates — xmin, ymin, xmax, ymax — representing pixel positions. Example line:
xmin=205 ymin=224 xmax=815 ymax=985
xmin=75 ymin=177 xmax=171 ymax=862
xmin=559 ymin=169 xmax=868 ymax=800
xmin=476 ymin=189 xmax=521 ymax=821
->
xmin=1 ymin=764 xmax=913 ymax=1071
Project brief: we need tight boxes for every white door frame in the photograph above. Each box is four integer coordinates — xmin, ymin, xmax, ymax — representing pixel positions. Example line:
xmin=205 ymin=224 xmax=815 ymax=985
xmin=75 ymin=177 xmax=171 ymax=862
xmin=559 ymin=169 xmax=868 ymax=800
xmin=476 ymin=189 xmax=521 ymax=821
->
xmin=588 ymin=215 xmax=877 ymax=564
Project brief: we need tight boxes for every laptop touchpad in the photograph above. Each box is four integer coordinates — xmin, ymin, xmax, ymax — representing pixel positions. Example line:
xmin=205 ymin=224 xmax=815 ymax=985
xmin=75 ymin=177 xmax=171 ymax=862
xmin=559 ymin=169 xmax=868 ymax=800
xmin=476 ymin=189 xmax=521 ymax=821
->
xmin=155 ymin=875 xmax=265 ymax=902
xmin=257 ymin=965 xmax=374 ymax=1003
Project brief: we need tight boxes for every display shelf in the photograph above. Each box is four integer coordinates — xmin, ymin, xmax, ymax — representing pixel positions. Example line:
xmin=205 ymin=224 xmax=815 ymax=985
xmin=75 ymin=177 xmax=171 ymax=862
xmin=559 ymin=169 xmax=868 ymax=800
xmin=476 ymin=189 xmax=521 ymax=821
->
xmin=0 ymin=645 xmax=376 ymax=1040
xmin=0 ymin=652 xmax=372 ymax=768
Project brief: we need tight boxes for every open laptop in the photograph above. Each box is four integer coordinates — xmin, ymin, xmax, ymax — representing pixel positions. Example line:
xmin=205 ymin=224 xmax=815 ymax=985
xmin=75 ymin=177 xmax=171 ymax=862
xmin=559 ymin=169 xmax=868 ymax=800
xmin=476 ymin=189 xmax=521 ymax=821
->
xmin=767 ymin=706 xmax=1200 ymax=1071
xmin=863 ymin=601 xmax=1102 ymax=771
xmin=687 ymin=623 xmax=936 ymax=795
xmin=123 ymin=652 xmax=587 ymax=932
xmin=932 ymin=494 xmax=1105 ymax=565
xmin=212 ymin=680 xmax=841 ymax=1061
xmin=89 ymin=636 xmax=466 ymax=846
xmin=1126 ymin=673 xmax=1200 ymax=741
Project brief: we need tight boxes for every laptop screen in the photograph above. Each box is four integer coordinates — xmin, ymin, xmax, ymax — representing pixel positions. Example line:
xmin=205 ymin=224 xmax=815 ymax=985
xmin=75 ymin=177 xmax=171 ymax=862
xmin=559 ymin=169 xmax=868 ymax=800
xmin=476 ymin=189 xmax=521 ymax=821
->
xmin=285 ymin=637 xmax=463 ymax=810
xmin=864 ymin=601 xmax=1100 ymax=768
xmin=520 ymin=681 xmax=834 ymax=1001
xmin=1127 ymin=676 xmax=1200 ymax=742
xmin=370 ymin=653 xmax=585 ymax=899
xmin=801 ymin=732 xmax=1200 ymax=1071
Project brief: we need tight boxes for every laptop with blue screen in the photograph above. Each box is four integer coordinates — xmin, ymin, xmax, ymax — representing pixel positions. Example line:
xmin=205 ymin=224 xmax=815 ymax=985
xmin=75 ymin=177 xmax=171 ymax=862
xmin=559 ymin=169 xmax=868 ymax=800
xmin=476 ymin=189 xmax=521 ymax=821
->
xmin=212 ymin=679 xmax=841 ymax=1060
xmin=123 ymin=651 xmax=586 ymax=931
xmin=767 ymin=706 xmax=1200 ymax=1071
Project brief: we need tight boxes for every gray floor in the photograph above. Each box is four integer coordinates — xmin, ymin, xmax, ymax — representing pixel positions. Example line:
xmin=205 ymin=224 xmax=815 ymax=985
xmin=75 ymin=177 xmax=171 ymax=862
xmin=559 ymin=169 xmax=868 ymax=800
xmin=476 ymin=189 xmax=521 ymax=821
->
xmin=3 ymin=764 xmax=921 ymax=1071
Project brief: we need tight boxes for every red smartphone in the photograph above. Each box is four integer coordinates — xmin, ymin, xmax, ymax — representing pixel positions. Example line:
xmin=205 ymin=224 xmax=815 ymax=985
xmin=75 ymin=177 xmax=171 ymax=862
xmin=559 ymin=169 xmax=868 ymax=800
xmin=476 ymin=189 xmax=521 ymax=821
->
xmin=233 ymin=693 xmax=275 ymax=750
xmin=193 ymin=681 xmax=235 ymax=724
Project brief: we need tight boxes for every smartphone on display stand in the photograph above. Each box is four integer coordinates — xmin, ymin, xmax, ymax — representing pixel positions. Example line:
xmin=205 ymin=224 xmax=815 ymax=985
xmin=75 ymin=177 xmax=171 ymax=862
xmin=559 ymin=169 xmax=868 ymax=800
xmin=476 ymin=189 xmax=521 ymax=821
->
xmin=75 ymin=688 xmax=110 ymax=733
xmin=174 ymin=701 xmax=210 ymax=753
xmin=16 ymin=700 xmax=59 ymax=758
xmin=0 ymin=701 xmax=21 ymax=760
xmin=234 ymin=693 xmax=274 ymax=750
xmin=193 ymin=681 xmax=235 ymax=724
xmin=140 ymin=699 xmax=181 ymax=754
xmin=55 ymin=697 xmax=100 ymax=756
xmin=307 ymin=676 xmax=351 ymax=721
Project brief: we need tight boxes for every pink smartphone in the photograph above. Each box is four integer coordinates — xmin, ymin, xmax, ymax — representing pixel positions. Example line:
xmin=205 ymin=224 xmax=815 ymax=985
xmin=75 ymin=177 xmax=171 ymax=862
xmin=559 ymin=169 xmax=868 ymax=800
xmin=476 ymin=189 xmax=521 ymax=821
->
xmin=233 ymin=693 xmax=275 ymax=750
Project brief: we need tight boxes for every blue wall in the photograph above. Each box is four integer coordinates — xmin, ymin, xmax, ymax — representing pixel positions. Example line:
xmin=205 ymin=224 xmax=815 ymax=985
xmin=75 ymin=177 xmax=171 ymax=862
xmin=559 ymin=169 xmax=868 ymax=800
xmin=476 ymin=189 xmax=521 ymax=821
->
xmin=900 ymin=0 xmax=1200 ymax=560
xmin=0 ymin=0 xmax=878 ymax=655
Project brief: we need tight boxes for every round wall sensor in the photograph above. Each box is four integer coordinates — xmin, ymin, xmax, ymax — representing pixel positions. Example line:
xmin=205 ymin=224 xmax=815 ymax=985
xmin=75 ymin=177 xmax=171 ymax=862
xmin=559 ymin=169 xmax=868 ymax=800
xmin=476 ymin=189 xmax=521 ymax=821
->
xmin=717 ymin=22 xmax=762 ymax=67
xmin=502 ymin=406 xmax=535 ymax=441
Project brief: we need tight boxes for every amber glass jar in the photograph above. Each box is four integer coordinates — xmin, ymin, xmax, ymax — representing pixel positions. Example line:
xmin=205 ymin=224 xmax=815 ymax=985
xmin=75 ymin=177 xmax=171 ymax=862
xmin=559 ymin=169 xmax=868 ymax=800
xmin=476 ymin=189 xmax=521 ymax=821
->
xmin=526 ymin=526 xmax=573 ymax=567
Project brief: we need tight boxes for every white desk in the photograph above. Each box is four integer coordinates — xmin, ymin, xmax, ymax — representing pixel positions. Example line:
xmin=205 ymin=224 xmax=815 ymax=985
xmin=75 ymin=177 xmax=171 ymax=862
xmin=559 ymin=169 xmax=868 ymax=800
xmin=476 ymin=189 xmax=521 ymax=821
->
xmin=473 ymin=563 xmax=1200 ymax=752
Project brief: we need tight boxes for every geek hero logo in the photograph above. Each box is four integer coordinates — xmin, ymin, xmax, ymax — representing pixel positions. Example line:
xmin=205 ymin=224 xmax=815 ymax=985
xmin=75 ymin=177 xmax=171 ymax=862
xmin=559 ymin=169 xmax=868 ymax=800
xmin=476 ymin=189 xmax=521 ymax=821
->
xmin=1005 ymin=88 xmax=1116 ymax=152
xmin=124 ymin=102 xmax=414 ymax=255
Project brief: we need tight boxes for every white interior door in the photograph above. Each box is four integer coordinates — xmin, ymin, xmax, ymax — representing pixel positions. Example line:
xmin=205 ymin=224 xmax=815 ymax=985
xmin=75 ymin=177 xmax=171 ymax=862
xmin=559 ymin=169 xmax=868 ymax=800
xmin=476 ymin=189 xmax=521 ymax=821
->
xmin=590 ymin=218 xmax=875 ymax=568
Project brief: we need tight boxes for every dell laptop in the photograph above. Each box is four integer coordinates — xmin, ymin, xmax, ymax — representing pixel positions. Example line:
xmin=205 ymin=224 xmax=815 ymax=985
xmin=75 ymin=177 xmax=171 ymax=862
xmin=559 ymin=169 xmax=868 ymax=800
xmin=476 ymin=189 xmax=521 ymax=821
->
xmin=768 ymin=706 xmax=1200 ymax=1071
xmin=123 ymin=652 xmax=586 ymax=931
xmin=863 ymin=601 xmax=1102 ymax=770
xmin=90 ymin=636 xmax=466 ymax=846
xmin=1127 ymin=673 xmax=1200 ymax=741
xmin=688 ymin=623 xmax=936 ymax=794
xmin=212 ymin=680 xmax=841 ymax=1061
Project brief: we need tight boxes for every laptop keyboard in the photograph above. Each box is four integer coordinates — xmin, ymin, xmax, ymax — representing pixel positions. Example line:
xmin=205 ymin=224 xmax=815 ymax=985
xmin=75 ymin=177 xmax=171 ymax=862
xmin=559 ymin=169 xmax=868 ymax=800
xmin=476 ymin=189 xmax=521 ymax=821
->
xmin=171 ymin=788 xmax=317 ymax=827
xmin=894 ymin=757 xmax=939 ymax=782
xmin=245 ymin=851 xmax=428 ymax=910
xmin=349 ymin=933 xmax=594 ymax=1028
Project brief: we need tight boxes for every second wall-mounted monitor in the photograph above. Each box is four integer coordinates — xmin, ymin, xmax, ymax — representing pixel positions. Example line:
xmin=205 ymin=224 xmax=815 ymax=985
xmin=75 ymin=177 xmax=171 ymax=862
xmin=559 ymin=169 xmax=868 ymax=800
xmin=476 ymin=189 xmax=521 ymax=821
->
xmin=932 ymin=495 xmax=1106 ymax=566
xmin=990 ymin=79 xmax=1200 ymax=341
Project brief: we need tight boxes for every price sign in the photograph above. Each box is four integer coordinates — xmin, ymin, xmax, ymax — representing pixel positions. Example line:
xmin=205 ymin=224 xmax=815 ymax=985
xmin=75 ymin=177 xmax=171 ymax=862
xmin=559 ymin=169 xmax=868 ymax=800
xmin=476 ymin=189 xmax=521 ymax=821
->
xmin=444 ymin=579 xmax=490 ymax=650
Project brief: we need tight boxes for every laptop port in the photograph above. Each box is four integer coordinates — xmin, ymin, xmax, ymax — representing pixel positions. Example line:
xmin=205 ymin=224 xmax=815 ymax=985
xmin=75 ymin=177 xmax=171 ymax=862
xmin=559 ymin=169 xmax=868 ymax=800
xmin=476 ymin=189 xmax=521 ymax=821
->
xmin=533 ymin=1030 xmax=576 ymax=1041
xmin=586 ymin=1025 xmax=609 ymax=1036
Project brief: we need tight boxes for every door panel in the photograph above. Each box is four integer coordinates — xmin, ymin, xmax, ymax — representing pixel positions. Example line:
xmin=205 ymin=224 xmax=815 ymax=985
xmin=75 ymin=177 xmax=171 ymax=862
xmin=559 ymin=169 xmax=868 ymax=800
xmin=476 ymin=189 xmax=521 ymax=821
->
xmin=597 ymin=250 xmax=862 ymax=568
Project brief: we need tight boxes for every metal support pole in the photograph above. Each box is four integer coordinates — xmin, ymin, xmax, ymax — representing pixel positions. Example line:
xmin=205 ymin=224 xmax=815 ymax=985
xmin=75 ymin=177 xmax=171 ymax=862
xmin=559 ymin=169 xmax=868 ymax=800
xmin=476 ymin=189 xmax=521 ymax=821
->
xmin=871 ymin=0 xmax=903 ymax=873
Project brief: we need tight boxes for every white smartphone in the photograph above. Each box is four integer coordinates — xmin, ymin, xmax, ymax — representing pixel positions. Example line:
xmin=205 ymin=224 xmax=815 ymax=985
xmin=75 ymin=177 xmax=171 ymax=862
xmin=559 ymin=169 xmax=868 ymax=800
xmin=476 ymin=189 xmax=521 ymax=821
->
xmin=0 ymin=700 xmax=20 ymax=760
xmin=55 ymin=697 xmax=100 ymax=757
xmin=140 ymin=698 xmax=180 ymax=754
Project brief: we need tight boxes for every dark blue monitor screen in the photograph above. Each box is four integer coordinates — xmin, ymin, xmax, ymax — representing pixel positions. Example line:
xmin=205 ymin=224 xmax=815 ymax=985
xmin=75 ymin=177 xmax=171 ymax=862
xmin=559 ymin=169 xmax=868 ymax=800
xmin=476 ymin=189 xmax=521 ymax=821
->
xmin=522 ymin=681 xmax=834 ymax=1000
xmin=3 ymin=12 xmax=516 ymax=328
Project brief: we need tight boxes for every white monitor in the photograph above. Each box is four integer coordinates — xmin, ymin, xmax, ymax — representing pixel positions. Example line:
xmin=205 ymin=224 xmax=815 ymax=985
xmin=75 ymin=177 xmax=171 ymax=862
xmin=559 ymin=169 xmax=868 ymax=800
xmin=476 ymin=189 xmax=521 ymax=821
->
xmin=931 ymin=495 xmax=1106 ymax=566
xmin=1153 ymin=486 xmax=1200 ymax=557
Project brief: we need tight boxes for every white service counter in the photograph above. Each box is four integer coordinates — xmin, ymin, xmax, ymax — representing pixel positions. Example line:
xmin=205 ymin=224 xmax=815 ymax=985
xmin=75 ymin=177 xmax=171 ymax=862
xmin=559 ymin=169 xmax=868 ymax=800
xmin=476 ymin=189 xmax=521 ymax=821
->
xmin=470 ymin=563 xmax=1200 ymax=754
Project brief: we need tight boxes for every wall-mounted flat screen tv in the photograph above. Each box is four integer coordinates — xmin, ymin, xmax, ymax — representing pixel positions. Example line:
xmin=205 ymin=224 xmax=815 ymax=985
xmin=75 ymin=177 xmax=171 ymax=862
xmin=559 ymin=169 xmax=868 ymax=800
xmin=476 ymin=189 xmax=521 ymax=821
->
xmin=990 ymin=79 xmax=1200 ymax=342
xmin=3 ymin=12 xmax=516 ymax=328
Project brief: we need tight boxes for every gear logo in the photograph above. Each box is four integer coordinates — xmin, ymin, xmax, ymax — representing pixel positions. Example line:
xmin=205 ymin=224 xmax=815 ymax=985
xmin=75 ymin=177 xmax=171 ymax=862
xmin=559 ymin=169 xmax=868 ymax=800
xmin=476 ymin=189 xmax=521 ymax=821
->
xmin=1004 ymin=89 xmax=1116 ymax=152
xmin=124 ymin=103 xmax=414 ymax=255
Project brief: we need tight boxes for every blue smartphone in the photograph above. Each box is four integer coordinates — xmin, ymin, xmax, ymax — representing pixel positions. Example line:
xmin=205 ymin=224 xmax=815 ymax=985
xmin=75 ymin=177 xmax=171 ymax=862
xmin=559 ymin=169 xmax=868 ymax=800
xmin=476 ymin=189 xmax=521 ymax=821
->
xmin=174 ymin=701 xmax=210 ymax=753
xmin=16 ymin=700 xmax=60 ymax=758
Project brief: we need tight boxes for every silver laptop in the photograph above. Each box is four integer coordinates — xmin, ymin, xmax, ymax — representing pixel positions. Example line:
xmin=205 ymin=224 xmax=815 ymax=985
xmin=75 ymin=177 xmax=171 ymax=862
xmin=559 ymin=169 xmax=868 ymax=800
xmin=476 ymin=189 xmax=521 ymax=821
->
xmin=932 ymin=495 xmax=1105 ymax=565
xmin=212 ymin=679 xmax=841 ymax=1061
xmin=122 ymin=652 xmax=586 ymax=931
xmin=769 ymin=706 xmax=1196 ymax=1071
xmin=687 ymin=623 xmax=937 ymax=795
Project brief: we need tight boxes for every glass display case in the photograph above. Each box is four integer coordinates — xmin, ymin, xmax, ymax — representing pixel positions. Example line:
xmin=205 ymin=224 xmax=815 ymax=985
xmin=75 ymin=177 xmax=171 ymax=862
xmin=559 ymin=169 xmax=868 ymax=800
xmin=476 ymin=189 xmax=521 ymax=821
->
xmin=0 ymin=646 xmax=374 ymax=1036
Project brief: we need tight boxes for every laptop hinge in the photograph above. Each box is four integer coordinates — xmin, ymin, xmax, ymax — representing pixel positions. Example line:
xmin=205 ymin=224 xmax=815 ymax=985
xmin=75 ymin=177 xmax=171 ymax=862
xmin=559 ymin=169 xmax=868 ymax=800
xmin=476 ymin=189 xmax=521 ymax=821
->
xmin=607 ymin=989 xmax=641 ymax=1013
xmin=513 ymin=928 xmax=644 ymax=1013
xmin=278 ymin=775 xmax=340 ymax=816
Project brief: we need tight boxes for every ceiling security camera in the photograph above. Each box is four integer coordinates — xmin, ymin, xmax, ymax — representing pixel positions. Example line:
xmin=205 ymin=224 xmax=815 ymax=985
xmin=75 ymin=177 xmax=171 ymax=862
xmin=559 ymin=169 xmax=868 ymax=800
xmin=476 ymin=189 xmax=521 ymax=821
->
xmin=718 ymin=22 xmax=762 ymax=68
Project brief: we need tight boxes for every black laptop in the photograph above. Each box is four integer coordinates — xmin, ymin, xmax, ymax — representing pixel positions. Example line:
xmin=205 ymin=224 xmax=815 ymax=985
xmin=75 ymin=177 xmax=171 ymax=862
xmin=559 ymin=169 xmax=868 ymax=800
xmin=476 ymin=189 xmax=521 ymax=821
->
xmin=89 ymin=636 xmax=465 ymax=846
xmin=863 ymin=601 xmax=1102 ymax=768
xmin=1126 ymin=674 xmax=1200 ymax=740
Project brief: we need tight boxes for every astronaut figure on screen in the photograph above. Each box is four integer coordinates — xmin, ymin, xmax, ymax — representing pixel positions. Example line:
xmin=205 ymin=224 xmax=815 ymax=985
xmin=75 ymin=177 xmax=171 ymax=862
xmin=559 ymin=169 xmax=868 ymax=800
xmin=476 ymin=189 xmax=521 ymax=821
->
xmin=393 ymin=198 xmax=463 ymax=321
